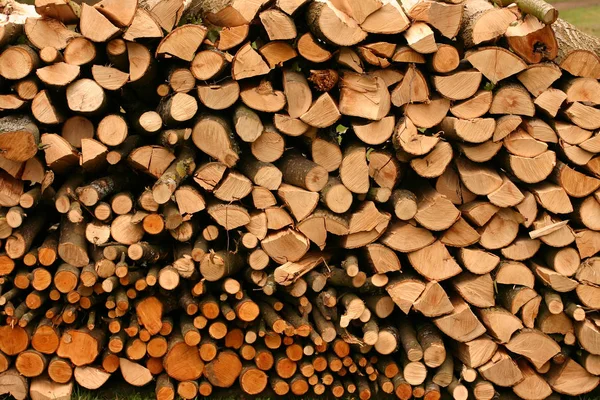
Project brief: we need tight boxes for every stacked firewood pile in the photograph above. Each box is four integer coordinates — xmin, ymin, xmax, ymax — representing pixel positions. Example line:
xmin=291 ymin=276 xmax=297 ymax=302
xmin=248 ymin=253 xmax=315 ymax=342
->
xmin=0 ymin=0 xmax=600 ymax=398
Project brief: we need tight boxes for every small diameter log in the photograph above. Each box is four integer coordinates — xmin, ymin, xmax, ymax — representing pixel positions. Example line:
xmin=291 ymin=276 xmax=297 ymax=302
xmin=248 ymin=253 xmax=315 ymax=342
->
xmin=277 ymin=153 xmax=328 ymax=192
xmin=5 ymin=212 xmax=45 ymax=260
xmin=200 ymin=251 xmax=243 ymax=282
xmin=158 ymin=93 xmax=198 ymax=126
xmin=152 ymin=146 xmax=196 ymax=204
xmin=77 ymin=175 xmax=128 ymax=207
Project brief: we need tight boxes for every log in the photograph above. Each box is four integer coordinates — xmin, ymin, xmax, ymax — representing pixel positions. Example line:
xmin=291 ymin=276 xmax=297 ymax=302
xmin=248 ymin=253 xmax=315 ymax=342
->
xmin=152 ymin=146 xmax=195 ymax=204
xmin=30 ymin=377 xmax=72 ymax=400
xmin=0 ymin=115 xmax=39 ymax=163
xmin=56 ymin=329 xmax=103 ymax=367
xmin=552 ymin=18 xmax=600 ymax=78
xmin=120 ymin=358 xmax=152 ymax=387
xmin=506 ymin=15 xmax=558 ymax=63
xmin=163 ymin=335 xmax=204 ymax=381
xmin=0 ymin=2 xmax=595 ymax=398
xmin=307 ymin=0 xmax=367 ymax=46
xmin=279 ymin=153 xmax=328 ymax=192
xmin=478 ymin=349 xmax=523 ymax=387
xmin=392 ymin=65 xmax=430 ymax=106
xmin=157 ymin=25 xmax=207 ymax=62
xmin=433 ymin=295 xmax=486 ymax=342
xmin=204 ymin=350 xmax=242 ymax=388
xmin=192 ymin=115 xmax=239 ymax=168
xmin=232 ymin=42 xmax=270 ymax=81
xmin=0 ymin=369 xmax=28 ymax=400
xmin=546 ymin=358 xmax=599 ymax=395
xmin=438 ymin=71 xmax=485 ymax=105
xmin=339 ymin=73 xmax=390 ymax=120
xmin=408 ymin=241 xmax=462 ymax=281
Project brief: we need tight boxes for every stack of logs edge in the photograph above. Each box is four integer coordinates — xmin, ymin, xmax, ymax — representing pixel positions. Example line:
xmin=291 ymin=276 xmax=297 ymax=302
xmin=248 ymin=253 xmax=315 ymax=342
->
xmin=0 ymin=0 xmax=600 ymax=398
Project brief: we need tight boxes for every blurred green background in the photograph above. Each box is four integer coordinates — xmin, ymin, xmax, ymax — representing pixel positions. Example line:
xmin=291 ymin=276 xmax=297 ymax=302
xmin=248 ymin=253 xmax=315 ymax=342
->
xmin=549 ymin=0 xmax=600 ymax=36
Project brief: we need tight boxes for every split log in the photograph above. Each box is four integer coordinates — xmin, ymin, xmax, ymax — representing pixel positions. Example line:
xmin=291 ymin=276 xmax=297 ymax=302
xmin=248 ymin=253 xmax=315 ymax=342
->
xmin=0 ymin=369 xmax=28 ymax=400
xmin=0 ymin=1 xmax=595 ymax=398
xmin=460 ymin=0 xmax=516 ymax=48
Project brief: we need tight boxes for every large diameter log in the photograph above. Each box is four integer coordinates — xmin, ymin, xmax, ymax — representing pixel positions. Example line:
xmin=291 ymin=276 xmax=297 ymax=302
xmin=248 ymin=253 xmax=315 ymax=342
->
xmin=262 ymin=228 xmax=310 ymax=264
xmin=110 ymin=214 xmax=145 ymax=245
xmin=0 ymin=326 xmax=29 ymax=356
xmin=163 ymin=335 xmax=204 ymax=381
xmin=546 ymin=358 xmax=599 ymax=395
xmin=0 ymin=115 xmax=39 ymax=162
xmin=414 ymin=281 xmax=453 ymax=317
xmin=433 ymin=295 xmax=486 ymax=342
xmin=156 ymin=24 xmax=207 ymax=62
xmin=552 ymin=18 xmax=600 ymax=78
xmin=339 ymin=73 xmax=390 ymax=120
xmin=408 ymin=241 xmax=462 ymax=281
xmin=361 ymin=0 xmax=410 ymax=34
xmin=466 ymin=47 xmax=526 ymax=84
xmin=30 ymin=377 xmax=72 ymax=400
xmin=381 ymin=221 xmax=434 ymax=253
xmin=204 ymin=350 xmax=242 ymax=388
xmin=307 ymin=0 xmax=367 ymax=46
xmin=460 ymin=0 xmax=516 ymax=48
xmin=231 ymin=43 xmax=270 ymax=81
xmin=120 ymin=358 xmax=152 ymax=387
xmin=478 ymin=349 xmax=523 ymax=387
xmin=57 ymin=329 xmax=104 ymax=367
xmin=0 ymin=44 xmax=40 ymax=80
xmin=74 ymin=366 xmax=111 ymax=390
xmin=190 ymin=0 xmax=267 ymax=26
xmin=0 ymin=369 xmax=28 ymax=400
xmin=192 ymin=115 xmax=239 ymax=168
xmin=401 ymin=0 xmax=462 ymax=38
xmin=507 ymin=16 xmax=558 ymax=64
xmin=300 ymin=93 xmax=341 ymax=128
xmin=136 ymin=296 xmax=163 ymax=336
xmin=505 ymin=328 xmax=560 ymax=369
xmin=66 ymin=79 xmax=107 ymax=115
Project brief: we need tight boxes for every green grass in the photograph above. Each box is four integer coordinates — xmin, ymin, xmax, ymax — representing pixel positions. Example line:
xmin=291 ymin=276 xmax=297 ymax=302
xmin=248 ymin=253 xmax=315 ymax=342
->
xmin=73 ymin=383 xmax=154 ymax=400
xmin=69 ymin=382 xmax=600 ymax=400
xmin=558 ymin=5 xmax=600 ymax=37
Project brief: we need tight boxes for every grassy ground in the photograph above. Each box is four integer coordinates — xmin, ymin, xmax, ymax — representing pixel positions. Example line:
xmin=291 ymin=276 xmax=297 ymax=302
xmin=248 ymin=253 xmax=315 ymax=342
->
xmin=71 ymin=383 xmax=600 ymax=400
